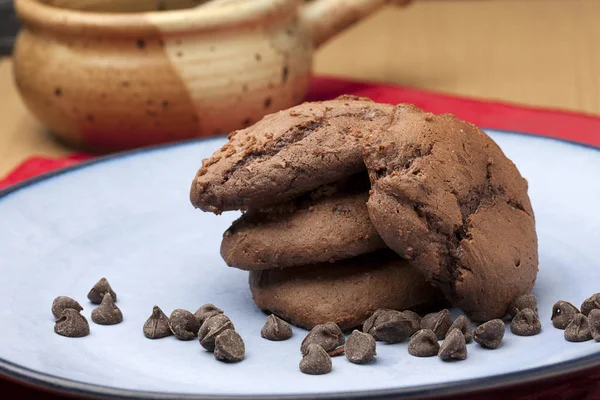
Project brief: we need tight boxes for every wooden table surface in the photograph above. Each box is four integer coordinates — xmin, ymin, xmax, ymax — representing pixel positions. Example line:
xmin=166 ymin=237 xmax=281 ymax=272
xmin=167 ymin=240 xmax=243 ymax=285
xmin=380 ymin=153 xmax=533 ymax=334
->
xmin=2 ymin=0 xmax=600 ymax=178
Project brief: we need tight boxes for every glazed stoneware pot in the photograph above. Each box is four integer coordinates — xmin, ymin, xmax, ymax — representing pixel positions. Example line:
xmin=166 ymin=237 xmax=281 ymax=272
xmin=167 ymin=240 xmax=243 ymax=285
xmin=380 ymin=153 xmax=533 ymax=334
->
xmin=12 ymin=0 xmax=401 ymax=151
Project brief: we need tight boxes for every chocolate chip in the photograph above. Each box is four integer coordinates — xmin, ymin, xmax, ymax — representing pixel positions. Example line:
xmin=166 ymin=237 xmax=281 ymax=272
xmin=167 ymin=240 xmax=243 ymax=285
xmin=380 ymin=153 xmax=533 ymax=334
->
xmin=438 ymin=328 xmax=467 ymax=361
xmin=551 ymin=301 xmax=579 ymax=329
xmin=408 ymin=329 xmax=440 ymax=357
xmin=198 ymin=314 xmax=235 ymax=351
xmin=194 ymin=303 xmax=223 ymax=325
xmin=300 ymin=322 xmax=344 ymax=355
xmin=299 ymin=344 xmax=332 ymax=375
xmin=169 ymin=309 xmax=201 ymax=341
xmin=345 ymin=330 xmax=376 ymax=364
xmin=589 ymin=309 xmax=600 ymax=341
xmin=511 ymin=308 xmax=541 ymax=336
xmin=402 ymin=310 xmax=422 ymax=332
xmin=51 ymin=296 xmax=83 ymax=320
xmin=143 ymin=305 xmax=172 ymax=339
xmin=54 ymin=309 xmax=90 ymax=338
xmin=508 ymin=294 xmax=538 ymax=318
xmin=261 ymin=314 xmax=292 ymax=341
xmin=564 ymin=314 xmax=592 ymax=342
xmin=91 ymin=293 xmax=123 ymax=325
xmin=87 ymin=277 xmax=117 ymax=304
xmin=214 ymin=329 xmax=245 ymax=362
xmin=473 ymin=319 xmax=505 ymax=349
xmin=448 ymin=315 xmax=473 ymax=344
xmin=363 ymin=309 xmax=415 ymax=343
xmin=421 ymin=309 xmax=452 ymax=340
xmin=581 ymin=293 xmax=600 ymax=316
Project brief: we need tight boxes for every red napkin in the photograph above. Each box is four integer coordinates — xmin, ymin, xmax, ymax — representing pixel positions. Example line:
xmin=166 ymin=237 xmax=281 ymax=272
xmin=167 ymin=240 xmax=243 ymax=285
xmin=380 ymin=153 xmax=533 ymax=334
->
xmin=2 ymin=76 xmax=600 ymax=400
xmin=2 ymin=76 xmax=600 ymax=191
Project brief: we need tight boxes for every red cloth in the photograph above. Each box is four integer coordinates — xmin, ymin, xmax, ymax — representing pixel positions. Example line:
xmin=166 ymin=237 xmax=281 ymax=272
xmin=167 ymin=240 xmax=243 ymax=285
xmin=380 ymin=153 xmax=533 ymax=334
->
xmin=2 ymin=76 xmax=600 ymax=400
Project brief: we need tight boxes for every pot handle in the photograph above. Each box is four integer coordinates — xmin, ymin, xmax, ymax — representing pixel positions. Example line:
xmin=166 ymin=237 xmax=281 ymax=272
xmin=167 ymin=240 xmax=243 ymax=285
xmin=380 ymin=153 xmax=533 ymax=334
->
xmin=300 ymin=0 xmax=411 ymax=48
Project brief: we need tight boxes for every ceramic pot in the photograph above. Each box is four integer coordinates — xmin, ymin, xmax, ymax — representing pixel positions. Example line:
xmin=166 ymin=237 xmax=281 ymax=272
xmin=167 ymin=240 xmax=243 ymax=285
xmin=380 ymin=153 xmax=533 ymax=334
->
xmin=12 ymin=0 xmax=400 ymax=151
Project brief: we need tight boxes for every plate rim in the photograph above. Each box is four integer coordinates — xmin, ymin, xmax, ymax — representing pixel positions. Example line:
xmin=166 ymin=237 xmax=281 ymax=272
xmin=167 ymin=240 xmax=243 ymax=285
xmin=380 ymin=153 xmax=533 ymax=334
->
xmin=1 ymin=133 xmax=600 ymax=400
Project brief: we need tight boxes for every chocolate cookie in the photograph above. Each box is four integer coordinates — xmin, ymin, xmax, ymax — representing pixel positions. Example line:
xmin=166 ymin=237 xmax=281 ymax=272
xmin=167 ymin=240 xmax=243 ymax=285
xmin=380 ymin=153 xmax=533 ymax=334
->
xmin=221 ymin=174 xmax=386 ymax=270
xmin=362 ymin=104 xmax=538 ymax=322
xmin=190 ymin=96 xmax=394 ymax=214
xmin=249 ymin=250 xmax=443 ymax=330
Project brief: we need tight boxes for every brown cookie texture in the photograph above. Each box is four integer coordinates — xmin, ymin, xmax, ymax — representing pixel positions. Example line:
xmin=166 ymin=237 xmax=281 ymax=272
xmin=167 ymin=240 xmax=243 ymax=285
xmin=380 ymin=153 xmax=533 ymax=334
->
xmin=221 ymin=175 xmax=386 ymax=270
xmin=249 ymin=250 xmax=443 ymax=331
xmin=362 ymin=104 xmax=538 ymax=322
xmin=190 ymin=96 xmax=394 ymax=214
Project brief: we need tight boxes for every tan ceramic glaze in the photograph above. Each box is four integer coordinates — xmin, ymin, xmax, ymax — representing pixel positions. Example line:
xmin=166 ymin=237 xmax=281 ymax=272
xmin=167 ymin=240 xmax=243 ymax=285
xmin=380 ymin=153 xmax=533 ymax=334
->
xmin=12 ymin=0 xmax=402 ymax=151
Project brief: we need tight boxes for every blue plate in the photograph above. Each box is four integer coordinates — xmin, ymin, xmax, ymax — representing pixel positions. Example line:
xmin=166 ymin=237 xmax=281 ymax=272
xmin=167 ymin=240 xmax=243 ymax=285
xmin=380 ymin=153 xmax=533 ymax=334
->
xmin=1 ymin=131 xmax=599 ymax=399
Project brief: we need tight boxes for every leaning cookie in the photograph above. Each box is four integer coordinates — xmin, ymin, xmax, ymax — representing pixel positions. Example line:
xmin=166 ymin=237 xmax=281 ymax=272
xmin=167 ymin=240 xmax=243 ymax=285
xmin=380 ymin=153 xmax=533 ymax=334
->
xmin=190 ymin=95 xmax=394 ymax=214
xmin=221 ymin=174 xmax=386 ymax=270
xmin=249 ymin=250 xmax=443 ymax=330
xmin=362 ymin=104 xmax=538 ymax=322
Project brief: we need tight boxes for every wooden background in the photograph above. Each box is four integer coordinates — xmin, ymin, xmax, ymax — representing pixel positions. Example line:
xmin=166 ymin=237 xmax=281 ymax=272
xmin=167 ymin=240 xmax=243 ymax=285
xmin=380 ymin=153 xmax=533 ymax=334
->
xmin=2 ymin=0 xmax=599 ymax=177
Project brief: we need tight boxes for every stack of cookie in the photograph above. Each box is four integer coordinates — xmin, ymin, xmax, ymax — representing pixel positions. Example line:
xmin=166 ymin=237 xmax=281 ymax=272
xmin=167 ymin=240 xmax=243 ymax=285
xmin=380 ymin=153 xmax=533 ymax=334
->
xmin=190 ymin=96 xmax=539 ymax=329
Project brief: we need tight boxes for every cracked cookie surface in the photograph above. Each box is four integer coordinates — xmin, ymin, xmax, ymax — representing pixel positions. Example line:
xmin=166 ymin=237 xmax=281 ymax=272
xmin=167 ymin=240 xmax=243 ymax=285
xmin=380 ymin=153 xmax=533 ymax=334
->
xmin=249 ymin=250 xmax=443 ymax=330
xmin=190 ymin=96 xmax=394 ymax=214
xmin=362 ymin=104 xmax=538 ymax=321
xmin=221 ymin=173 xmax=386 ymax=270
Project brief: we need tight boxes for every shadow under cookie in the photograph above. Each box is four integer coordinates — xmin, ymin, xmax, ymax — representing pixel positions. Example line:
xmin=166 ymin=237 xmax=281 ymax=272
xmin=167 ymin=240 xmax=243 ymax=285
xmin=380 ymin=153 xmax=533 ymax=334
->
xmin=248 ymin=249 xmax=444 ymax=331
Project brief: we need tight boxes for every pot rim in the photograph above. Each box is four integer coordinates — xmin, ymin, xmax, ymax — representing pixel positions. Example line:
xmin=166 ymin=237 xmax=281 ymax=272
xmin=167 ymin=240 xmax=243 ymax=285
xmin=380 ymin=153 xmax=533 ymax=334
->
xmin=14 ymin=0 xmax=300 ymax=38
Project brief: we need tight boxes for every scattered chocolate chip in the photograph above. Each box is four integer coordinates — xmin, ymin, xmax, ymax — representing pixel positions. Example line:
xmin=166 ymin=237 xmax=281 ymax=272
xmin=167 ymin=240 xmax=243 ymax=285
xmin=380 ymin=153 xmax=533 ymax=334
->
xmin=473 ymin=319 xmax=505 ymax=349
xmin=448 ymin=315 xmax=473 ymax=344
xmin=551 ymin=301 xmax=579 ymax=329
xmin=143 ymin=306 xmax=172 ymax=339
xmin=214 ymin=329 xmax=245 ymax=362
xmin=51 ymin=296 xmax=83 ymax=319
xmin=581 ymin=293 xmax=600 ymax=316
xmin=589 ymin=309 xmax=600 ymax=342
xmin=421 ymin=309 xmax=453 ymax=340
xmin=261 ymin=314 xmax=292 ymax=341
xmin=363 ymin=309 xmax=415 ymax=343
xmin=169 ymin=309 xmax=201 ymax=341
xmin=402 ymin=310 xmax=422 ymax=332
xmin=54 ymin=309 xmax=90 ymax=338
xmin=194 ymin=304 xmax=223 ymax=325
xmin=198 ymin=314 xmax=235 ymax=351
xmin=91 ymin=293 xmax=123 ymax=325
xmin=345 ymin=330 xmax=376 ymax=364
xmin=511 ymin=308 xmax=541 ymax=336
xmin=300 ymin=322 xmax=344 ymax=355
xmin=508 ymin=294 xmax=538 ymax=318
xmin=299 ymin=344 xmax=332 ymax=375
xmin=408 ymin=329 xmax=440 ymax=357
xmin=438 ymin=328 xmax=467 ymax=361
xmin=87 ymin=277 xmax=117 ymax=304
xmin=564 ymin=314 xmax=592 ymax=342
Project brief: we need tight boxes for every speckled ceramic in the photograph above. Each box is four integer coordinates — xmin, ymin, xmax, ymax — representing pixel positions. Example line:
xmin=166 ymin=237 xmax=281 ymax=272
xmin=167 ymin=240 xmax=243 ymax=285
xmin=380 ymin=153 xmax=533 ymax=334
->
xmin=1 ymin=130 xmax=600 ymax=399
xmin=12 ymin=0 xmax=401 ymax=151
